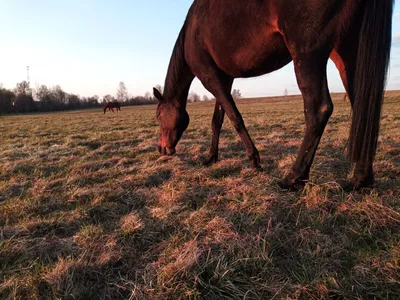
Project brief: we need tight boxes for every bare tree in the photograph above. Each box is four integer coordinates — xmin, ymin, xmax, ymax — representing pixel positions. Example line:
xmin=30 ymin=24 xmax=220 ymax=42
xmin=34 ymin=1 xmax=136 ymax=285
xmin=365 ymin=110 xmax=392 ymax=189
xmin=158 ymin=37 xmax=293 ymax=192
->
xmin=14 ymin=81 xmax=31 ymax=96
xmin=67 ymin=94 xmax=81 ymax=108
xmin=144 ymin=92 xmax=152 ymax=101
xmin=36 ymin=85 xmax=51 ymax=105
xmin=51 ymin=85 xmax=67 ymax=106
xmin=188 ymin=91 xmax=200 ymax=103
xmin=202 ymin=95 xmax=210 ymax=102
xmin=87 ymin=95 xmax=100 ymax=106
xmin=13 ymin=81 xmax=35 ymax=112
xmin=0 ymin=87 xmax=16 ymax=114
xmin=155 ymin=84 xmax=163 ymax=94
xmin=116 ymin=82 xmax=128 ymax=102
xmin=103 ymin=94 xmax=114 ymax=103
xmin=284 ymin=88 xmax=288 ymax=100
xmin=232 ymin=89 xmax=242 ymax=100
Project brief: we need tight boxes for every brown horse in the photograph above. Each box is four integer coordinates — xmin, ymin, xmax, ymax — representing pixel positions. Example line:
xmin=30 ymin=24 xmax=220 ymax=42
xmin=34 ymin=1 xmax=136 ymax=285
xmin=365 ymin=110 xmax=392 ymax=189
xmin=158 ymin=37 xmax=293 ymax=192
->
xmin=154 ymin=0 xmax=394 ymax=190
xmin=103 ymin=101 xmax=121 ymax=114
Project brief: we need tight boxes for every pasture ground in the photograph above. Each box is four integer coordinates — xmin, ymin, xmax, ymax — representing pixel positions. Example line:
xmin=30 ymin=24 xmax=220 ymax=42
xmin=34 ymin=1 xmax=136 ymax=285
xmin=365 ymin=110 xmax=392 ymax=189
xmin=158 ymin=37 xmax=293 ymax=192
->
xmin=1 ymin=92 xmax=399 ymax=299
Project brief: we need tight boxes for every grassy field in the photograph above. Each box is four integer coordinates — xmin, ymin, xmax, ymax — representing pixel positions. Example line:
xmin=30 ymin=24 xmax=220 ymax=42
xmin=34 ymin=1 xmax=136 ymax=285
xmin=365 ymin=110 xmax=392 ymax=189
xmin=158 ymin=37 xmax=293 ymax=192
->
xmin=1 ymin=92 xmax=399 ymax=299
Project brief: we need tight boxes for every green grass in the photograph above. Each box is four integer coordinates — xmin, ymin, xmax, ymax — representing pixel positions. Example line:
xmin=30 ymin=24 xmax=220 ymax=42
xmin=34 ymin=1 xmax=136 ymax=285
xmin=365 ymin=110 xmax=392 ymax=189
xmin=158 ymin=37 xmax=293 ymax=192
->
xmin=1 ymin=92 xmax=399 ymax=299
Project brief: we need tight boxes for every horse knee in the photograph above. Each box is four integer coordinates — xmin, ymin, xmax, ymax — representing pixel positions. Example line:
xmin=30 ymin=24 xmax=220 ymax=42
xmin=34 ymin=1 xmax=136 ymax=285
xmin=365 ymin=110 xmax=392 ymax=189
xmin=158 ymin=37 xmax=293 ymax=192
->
xmin=319 ymin=102 xmax=333 ymax=121
xmin=306 ymin=101 xmax=333 ymax=134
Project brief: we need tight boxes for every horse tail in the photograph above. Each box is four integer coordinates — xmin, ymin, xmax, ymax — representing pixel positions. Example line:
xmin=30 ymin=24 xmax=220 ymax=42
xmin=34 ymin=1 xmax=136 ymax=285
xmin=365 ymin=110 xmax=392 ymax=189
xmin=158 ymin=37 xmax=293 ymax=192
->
xmin=348 ymin=0 xmax=393 ymax=163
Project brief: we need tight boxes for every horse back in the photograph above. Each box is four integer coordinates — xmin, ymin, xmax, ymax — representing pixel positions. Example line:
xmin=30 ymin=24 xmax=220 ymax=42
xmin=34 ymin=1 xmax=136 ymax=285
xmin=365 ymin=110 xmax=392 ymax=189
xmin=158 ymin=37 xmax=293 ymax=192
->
xmin=185 ymin=0 xmax=358 ymax=77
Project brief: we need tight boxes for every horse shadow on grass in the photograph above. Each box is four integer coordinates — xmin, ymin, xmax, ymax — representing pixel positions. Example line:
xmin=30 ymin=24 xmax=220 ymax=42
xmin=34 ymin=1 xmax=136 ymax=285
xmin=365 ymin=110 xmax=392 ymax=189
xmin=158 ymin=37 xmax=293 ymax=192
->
xmin=195 ymin=186 xmax=400 ymax=299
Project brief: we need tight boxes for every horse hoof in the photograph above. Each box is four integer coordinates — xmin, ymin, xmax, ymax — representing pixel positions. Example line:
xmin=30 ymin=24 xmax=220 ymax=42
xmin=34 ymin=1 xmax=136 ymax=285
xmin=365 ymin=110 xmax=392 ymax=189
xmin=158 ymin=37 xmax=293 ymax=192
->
xmin=278 ymin=178 xmax=306 ymax=191
xmin=341 ymin=181 xmax=356 ymax=192
xmin=351 ymin=175 xmax=374 ymax=191
xmin=251 ymin=161 xmax=262 ymax=170
xmin=202 ymin=155 xmax=218 ymax=166
xmin=249 ymin=154 xmax=261 ymax=169
xmin=342 ymin=176 xmax=374 ymax=192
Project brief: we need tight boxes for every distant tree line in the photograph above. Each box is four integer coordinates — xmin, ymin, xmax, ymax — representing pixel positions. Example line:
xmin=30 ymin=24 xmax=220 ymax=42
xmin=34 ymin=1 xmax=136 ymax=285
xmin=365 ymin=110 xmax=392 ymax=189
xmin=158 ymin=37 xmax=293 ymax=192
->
xmin=0 ymin=80 xmax=242 ymax=115
xmin=0 ymin=81 xmax=156 ymax=115
xmin=0 ymin=81 xmax=103 ymax=115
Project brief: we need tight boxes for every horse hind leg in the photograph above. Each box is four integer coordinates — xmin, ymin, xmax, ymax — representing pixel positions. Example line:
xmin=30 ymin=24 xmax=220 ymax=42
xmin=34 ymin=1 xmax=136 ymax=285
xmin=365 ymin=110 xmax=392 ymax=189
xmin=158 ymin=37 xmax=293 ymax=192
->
xmin=279 ymin=51 xmax=333 ymax=190
xmin=203 ymin=101 xmax=225 ymax=165
xmin=331 ymin=47 xmax=374 ymax=189
xmin=330 ymin=51 xmax=351 ymax=105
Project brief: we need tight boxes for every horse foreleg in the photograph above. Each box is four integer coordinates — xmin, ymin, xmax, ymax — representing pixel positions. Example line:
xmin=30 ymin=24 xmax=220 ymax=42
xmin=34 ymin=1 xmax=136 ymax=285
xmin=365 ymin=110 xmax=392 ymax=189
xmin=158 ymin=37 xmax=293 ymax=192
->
xmin=203 ymin=100 xmax=225 ymax=165
xmin=200 ymin=74 xmax=260 ymax=169
xmin=279 ymin=53 xmax=333 ymax=190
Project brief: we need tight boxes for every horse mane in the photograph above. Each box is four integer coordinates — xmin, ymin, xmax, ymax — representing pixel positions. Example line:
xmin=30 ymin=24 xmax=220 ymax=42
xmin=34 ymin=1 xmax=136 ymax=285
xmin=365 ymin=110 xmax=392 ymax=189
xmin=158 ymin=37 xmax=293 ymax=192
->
xmin=163 ymin=20 xmax=189 ymax=100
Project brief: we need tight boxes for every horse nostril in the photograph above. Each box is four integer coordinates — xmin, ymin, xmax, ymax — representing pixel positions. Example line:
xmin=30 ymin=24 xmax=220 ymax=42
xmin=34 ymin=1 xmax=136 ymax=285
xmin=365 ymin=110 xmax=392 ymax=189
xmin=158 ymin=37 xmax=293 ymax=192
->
xmin=162 ymin=147 xmax=167 ymax=155
xmin=157 ymin=145 xmax=162 ymax=153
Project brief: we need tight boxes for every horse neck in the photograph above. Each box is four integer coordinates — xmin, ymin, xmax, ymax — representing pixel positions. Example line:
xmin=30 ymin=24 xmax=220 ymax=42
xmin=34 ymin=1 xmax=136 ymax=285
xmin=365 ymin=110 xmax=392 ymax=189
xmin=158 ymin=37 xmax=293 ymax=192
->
xmin=164 ymin=76 xmax=193 ymax=109
xmin=163 ymin=22 xmax=194 ymax=109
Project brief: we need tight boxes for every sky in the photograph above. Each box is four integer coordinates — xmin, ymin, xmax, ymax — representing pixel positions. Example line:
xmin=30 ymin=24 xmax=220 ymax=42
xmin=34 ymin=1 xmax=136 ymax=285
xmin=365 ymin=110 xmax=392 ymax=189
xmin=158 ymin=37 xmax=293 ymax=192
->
xmin=0 ymin=0 xmax=399 ymax=99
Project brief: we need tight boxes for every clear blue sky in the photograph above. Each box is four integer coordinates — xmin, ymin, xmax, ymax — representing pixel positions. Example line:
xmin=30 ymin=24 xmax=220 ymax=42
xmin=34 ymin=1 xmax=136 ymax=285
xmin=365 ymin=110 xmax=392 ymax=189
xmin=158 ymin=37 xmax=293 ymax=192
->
xmin=0 ymin=0 xmax=399 ymax=98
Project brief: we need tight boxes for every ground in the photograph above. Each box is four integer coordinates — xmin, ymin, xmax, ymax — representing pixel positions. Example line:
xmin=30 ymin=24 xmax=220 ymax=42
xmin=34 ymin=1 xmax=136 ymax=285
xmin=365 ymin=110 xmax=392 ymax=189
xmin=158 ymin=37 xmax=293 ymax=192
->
xmin=0 ymin=92 xmax=399 ymax=299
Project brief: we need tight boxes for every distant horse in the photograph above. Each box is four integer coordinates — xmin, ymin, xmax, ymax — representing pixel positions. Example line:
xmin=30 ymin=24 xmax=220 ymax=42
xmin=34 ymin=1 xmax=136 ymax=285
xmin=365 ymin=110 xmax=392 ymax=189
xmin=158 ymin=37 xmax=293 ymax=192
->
xmin=103 ymin=101 xmax=121 ymax=114
xmin=154 ymin=0 xmax=393 ymax=190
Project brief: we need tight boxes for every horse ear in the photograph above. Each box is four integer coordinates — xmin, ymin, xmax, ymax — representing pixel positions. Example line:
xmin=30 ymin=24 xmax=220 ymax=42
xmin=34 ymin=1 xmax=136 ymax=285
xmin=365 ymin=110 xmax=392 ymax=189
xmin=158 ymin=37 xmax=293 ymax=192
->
xmin=153 ymin=87 xmax=163 ymax=102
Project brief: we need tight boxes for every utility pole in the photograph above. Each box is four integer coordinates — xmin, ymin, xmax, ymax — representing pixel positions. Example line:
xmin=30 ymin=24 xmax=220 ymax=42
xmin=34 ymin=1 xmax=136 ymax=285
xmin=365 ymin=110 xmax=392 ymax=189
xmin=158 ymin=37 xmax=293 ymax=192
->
xmin=27 ymin=66 xmax=30 ymax=83
xmin=26 ymin=66 xmax=32 ymax=96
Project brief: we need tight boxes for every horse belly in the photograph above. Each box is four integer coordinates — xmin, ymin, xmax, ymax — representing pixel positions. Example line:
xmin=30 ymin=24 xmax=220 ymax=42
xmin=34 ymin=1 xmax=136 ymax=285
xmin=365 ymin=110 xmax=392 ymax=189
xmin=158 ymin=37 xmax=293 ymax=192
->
xmin=211 ymin=30 xmax=291 ymax=78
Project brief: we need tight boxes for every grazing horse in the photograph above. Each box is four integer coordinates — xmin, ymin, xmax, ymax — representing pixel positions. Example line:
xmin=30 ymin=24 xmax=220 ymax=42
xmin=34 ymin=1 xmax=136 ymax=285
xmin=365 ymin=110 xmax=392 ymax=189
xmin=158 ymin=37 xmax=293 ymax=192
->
xmin=103 ymin=101 xmax=121 ymax=114
xmin=154 ymin=0 xmax=394 ymax=190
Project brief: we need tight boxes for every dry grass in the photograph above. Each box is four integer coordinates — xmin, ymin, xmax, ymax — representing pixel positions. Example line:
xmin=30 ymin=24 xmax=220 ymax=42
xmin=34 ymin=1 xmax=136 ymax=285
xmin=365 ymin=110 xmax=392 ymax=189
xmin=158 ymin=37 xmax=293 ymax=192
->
xmin=1 ymin=92 xmax=399 ymax=299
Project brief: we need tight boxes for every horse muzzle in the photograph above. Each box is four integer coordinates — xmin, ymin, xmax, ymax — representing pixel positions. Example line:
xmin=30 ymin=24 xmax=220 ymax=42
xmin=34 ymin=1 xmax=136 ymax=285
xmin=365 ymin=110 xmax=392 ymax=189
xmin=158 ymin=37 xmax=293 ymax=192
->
xmin=158 ymin=146 xmax=176 ymax=156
